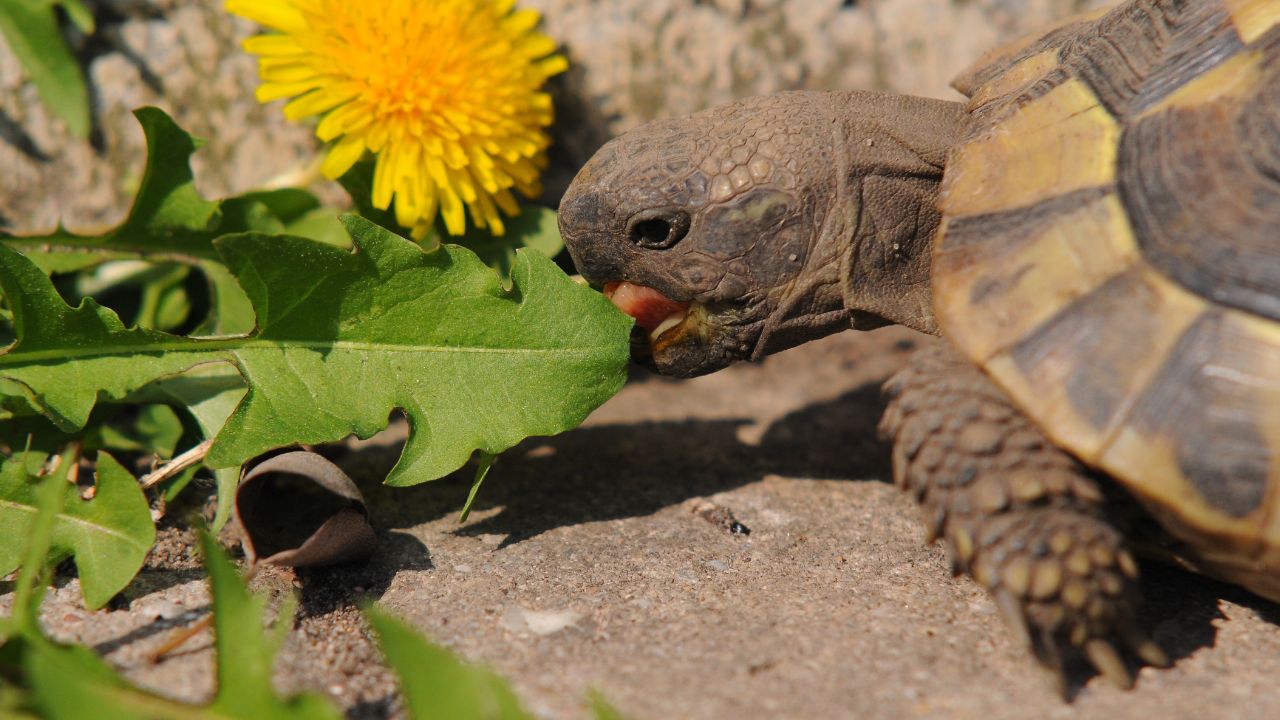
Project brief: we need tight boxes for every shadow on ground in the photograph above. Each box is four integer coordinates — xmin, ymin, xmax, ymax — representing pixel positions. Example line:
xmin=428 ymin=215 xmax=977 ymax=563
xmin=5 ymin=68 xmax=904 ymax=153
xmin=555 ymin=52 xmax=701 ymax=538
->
xmin=318 ymin=368 xmax=1280 ymax=704
xmin=342 ymin=380 xmax=893 ymax=550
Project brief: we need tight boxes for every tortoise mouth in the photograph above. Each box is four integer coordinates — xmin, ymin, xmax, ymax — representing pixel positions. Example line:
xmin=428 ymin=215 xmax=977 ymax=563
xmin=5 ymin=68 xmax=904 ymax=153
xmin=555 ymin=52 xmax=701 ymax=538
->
xmin=603 ymin=281 xmax=693 ymax=345
xmin=598 ymin=279 xmax=756 ymax=377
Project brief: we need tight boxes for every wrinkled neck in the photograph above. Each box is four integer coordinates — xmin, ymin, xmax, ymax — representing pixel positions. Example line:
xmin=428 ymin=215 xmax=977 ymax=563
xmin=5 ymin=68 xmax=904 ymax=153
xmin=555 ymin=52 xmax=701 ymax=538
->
xmin=827 ymin=91 xmax=970 ymax=336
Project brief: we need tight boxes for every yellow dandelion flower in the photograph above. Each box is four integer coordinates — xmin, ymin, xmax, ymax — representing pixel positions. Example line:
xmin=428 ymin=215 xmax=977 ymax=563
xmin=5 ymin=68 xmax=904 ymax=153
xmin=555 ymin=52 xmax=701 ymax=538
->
xmin=226 ymin=0 xmax=568 ymax=238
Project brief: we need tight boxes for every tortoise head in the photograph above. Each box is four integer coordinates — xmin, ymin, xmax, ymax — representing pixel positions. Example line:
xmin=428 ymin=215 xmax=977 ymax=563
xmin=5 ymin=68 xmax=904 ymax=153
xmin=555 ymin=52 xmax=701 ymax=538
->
xmin=560 ymin=90 xmax=966 ymax=377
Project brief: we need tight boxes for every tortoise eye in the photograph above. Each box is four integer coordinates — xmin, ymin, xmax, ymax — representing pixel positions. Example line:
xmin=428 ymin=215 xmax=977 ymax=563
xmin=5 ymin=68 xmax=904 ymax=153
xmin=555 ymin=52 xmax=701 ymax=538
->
xmin=627 ymin=208 xmax=690 ymax=250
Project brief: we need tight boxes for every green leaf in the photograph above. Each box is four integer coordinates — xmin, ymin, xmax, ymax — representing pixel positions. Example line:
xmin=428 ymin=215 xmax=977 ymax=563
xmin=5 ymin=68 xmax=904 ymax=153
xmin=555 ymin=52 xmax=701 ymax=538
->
xmin=24 ymin=638 xmax=152 ymax=720
xmin=0 ymin=452 xmax=155 ymax=610
xmin=200 ymin=532 xmax=343 ymax=719
xmin=206 ymin=215 xmax=632 ymax=484
xmin=97 ymin=404 xmax=184 ymax=457
xmin=0 ymin=215 xmax=632 ymax=486
xmin=2 ymin=458 xmax=66 ymax=640
xmin=195 ymin=260 xmax=257 ymax=335
xmin=71 ymin=262 xmax=193 ymax=332
xmin=0 ymin=0 xmax=90 ymax=138
xmin=0 ymin=108 xmax=295 ymax=333
xmin=8 ymin=533 xmax=340 ymax=720
xmin=129 ymin=364 xmax=246 ymax=530
xmin=283 ymin=208 xmax=351 ymax=248
xmin=56 ymin=0 xmax=92 ymax=33
xmin=366 ymin=607 xmax=531 ymax=720
xmin=587 ymin=691 xmax=628 ymax=720
xmin=0 ymin=241 xmax=211 ymax=432
xmin=228 ymin=189 xmax=322 ymax=229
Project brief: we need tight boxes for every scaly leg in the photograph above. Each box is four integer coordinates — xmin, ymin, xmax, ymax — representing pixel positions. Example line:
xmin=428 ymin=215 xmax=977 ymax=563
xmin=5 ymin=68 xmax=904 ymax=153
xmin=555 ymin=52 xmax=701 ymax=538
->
xmin=879 ymin=343 xmax=1167 ymax=691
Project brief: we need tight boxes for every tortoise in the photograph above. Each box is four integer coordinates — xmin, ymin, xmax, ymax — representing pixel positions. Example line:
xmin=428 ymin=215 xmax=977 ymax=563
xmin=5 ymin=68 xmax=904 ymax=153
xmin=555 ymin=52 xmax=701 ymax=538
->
xmin=556 ymin=0 xmax=1280 ymax=690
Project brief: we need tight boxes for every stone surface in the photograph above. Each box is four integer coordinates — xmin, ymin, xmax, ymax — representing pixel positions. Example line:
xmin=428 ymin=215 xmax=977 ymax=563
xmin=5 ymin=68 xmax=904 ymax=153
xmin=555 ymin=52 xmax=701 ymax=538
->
xmin=0 ymin=0 xmax=1112 ymax=230
xmin=0 ymin=1 xmax=318 ymax=233
xmin=7 ymin=3 xmax=1280 ymax=719
xmin=9 ymin=329 xmax=1280 ymax=719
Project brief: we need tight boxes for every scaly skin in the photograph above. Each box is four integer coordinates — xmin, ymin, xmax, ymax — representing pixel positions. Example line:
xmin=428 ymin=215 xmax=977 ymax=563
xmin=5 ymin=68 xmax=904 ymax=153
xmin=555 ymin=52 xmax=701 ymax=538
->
xmin=560 ymin=90 xmax=965 ymax=377
xmin=880 ymin=344 xmax=1168 ymax=690
xmin=558 ymin=89 xmax=1171 ymax=692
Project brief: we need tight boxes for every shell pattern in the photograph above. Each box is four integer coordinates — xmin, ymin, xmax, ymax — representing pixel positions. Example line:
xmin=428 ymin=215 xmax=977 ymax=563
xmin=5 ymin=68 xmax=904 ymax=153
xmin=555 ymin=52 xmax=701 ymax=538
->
xmin=931 ymin=0 xmax=1280 ymax=598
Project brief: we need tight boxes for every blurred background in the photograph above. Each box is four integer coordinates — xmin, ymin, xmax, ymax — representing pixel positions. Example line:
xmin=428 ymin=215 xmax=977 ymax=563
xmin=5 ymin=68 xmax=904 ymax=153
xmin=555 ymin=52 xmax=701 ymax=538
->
xmin=0 ymin=0 xmax=1112 ymax=235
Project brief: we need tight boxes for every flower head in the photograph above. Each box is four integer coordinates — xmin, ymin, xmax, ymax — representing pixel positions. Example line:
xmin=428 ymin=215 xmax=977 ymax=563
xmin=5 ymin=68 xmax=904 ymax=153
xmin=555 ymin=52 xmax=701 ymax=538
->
xmin=227 ymin=0 xmax=567 ymax=238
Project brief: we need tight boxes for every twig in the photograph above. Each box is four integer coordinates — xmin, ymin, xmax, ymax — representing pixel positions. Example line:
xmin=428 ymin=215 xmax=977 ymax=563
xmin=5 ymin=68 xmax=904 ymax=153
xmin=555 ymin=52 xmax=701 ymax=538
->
xmin=146 ymin=614 xmax=213 ymax=663
xmin=139 ymin=439 xmax=214 ymax=490
xmin=147 ymin=563 xmax=259 ymax=664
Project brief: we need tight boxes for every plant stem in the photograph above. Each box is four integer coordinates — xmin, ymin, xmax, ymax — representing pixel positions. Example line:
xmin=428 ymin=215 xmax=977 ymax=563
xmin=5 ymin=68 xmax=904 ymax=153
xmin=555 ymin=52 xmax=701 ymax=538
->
xmin=140 ymin=439 xmax=214 ymax=489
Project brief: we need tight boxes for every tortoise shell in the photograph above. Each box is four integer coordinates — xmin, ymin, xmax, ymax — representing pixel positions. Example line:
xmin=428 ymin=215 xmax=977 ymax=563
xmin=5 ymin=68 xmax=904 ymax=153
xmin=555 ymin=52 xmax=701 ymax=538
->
xmin=931 ymin=0 xmax=1280 ymax=597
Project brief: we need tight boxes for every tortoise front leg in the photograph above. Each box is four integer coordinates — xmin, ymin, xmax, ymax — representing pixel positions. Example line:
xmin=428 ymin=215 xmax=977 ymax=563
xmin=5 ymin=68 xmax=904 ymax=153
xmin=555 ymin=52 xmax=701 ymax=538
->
xmin=879 ymin=344 xmax=1168 ymax=691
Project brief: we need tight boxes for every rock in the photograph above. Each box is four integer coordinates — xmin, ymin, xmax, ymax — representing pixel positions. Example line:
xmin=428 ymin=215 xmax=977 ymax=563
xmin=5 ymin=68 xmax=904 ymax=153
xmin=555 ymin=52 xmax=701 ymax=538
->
xmin=0 ymin=1 xmax=315 ymax=233
xmin=0 ymin=0 xmax=1113 ymax=230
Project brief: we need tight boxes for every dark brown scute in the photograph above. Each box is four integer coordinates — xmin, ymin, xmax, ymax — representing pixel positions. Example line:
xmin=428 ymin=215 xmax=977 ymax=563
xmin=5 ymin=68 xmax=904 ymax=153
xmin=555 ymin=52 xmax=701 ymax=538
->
xmin=1007 ymin=269 xmax=1167 ymax=435
xmin=951 ymin=9 xmax=1102 ymax=98
xmin=940 ymin=186 xmax=1110 ymax=253
xmin=1118 ymin=26 xmax=1280 ymax=322
xmin=966 ymin=1 xmax=1240 ymax=127
xmin=1049 ymin=0 xmax=1187 ymax=116
xmin=1126 ymin=5 xmax=1243 ymax=114
xmin=1124 ymin=313 xmax=1273 ymax=518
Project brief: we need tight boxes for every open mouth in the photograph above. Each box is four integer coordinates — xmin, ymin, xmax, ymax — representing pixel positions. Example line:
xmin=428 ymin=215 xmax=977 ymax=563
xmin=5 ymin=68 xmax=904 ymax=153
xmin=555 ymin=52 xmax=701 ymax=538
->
xmin=603 ymin=281 xmax=691 ymax=344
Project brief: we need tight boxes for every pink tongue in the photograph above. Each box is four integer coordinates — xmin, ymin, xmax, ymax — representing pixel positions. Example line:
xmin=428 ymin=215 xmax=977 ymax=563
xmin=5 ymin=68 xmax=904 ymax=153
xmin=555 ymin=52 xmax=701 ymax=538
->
xmin=603 ymin=281 xmax=689 ymax=332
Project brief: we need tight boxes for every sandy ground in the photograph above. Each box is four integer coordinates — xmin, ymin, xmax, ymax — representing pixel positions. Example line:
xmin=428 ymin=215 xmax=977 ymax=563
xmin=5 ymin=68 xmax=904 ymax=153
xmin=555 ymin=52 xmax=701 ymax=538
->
xmin=4 ymin=2 xmax=1279 ymax=717
xmin=17 ymin=328 xmax=1280 ymax=719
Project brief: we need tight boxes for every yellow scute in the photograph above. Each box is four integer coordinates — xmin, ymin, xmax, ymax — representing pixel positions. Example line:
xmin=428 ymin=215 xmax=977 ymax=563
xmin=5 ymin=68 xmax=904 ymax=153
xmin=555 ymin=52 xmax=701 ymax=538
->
xmin=934 ymin=192 xmax=1140 ymax=363
xmin=1138 ymin=49 xmax=1262 ymax=118
xmin=1225 ymin=0 xmax=1280 ymax=44
xmin=967 ymin=50 xmax=1059 ymax=112
xmin=942 ymin=78 xmax=1120 ymax=218
xmin=985 ymin=268 xmax=1204 ymax=465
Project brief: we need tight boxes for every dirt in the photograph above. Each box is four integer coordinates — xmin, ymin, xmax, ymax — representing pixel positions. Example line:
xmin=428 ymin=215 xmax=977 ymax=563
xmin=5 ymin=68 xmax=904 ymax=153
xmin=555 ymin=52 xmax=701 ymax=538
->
xmin=17 ymin=329 xmax=1280 ymax=719
xmin=5 ymin=1 xmax=1280 ymax=718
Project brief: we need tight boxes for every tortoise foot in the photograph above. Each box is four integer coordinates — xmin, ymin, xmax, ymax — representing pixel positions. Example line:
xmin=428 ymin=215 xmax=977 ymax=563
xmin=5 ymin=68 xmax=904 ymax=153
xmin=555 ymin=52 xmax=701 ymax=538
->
xmin=881 ymin=344 xmax=1169 ymax=693
xmin=974 ymin=507 xmax=1169 ymax=692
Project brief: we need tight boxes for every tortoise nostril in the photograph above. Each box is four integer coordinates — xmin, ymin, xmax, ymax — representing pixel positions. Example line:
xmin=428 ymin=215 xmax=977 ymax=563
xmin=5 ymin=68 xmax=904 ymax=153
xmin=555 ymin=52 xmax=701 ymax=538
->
xmin=627 ymin=209 xmax=690 ymax=250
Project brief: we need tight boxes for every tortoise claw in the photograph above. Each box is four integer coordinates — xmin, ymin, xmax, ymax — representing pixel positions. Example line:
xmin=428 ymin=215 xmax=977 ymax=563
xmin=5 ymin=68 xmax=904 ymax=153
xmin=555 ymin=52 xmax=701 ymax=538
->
xmin=1085 ymin=639 xmax=1134 ymax=690
xmin=994 ymin=589 xmax=1033 ymax=650
xmin=1122 ymin=627 xmax=1170 ymax=668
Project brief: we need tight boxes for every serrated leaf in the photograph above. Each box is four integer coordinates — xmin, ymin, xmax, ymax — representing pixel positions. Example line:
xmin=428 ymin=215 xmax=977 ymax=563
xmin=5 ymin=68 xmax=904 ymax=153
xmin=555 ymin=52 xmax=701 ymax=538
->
xmin=0 ymin=452 xmax=155 ymax=609
xmin=206 ymin=215 xmax=632 ymax=484
xmin=0 ymin=242 xmax=212 ymax=431
xmin=200 ymin=532 xmax=343 ymax=719
xmin=0 ymin=108 xmax=288 ymax=332
xmin=366 ymin=607 xmax=532 ymax=720
xmin=0 ymin=111 xmax=328 ymax=267
xmin=129 ymin=364 xmax=246 ymax=530
xmin=0 ymin=0 xmax=90 ymax=138
xmin=0 ymin=215 xmax=631 ymax=486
